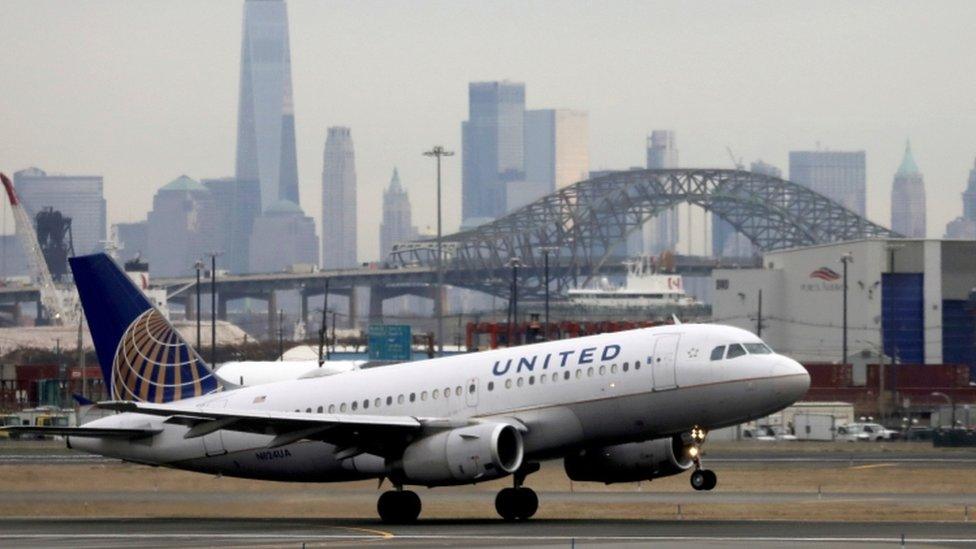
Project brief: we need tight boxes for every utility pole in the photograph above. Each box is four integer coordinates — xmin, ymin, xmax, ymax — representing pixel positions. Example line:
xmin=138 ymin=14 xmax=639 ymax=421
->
xmin=757 ymin=289 xmax=763 ymax=337
xmin=77 ymin=311 xmax=86 ymax=401
xmin=539 ymin=247 xmax=558 ymax=341
xmin=194 ymin=260 xmax=203 ymax=350
xmin=841 ymin=252 xmax=853 ymax=366
xmin=318 ymin=278 xmax=329 ymax=365
xmin=508 ymin=258 xmax=522 ymax=347
xmin=208 ymin=253 xmax=220 ymax=366
xmin=423 ymin=146 xmax=454 ymax=356
xmin=277 ymin=309 xmax=284 ymax=361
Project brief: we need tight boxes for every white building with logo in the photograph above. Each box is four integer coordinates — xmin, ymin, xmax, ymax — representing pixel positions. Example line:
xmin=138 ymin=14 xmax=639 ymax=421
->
xmin=712 ymin=239 xmax=976 ymax=366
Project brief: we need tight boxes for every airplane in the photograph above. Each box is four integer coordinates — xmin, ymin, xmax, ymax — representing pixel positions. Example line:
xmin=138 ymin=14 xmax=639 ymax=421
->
xmin=2 ymin=253 xmax=810 ymax=523
xmin=215 ymin=358 xmax=363 ymax=388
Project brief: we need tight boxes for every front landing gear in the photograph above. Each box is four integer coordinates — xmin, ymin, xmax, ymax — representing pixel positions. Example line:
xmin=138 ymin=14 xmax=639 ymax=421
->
xmin=496 ymin=462 xmax=541 ymax=521
xmin=377 ymin=489 xmax=421 ymax=523
xmin=688 ymin=425 xmax=717 ymax=491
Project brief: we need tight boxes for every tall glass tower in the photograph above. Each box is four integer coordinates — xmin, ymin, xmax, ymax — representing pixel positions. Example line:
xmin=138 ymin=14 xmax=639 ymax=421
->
xmin=321 ymin=127 xmax=358 ymax=269
xmin=235 ymin=0 xmax=300 ymax=211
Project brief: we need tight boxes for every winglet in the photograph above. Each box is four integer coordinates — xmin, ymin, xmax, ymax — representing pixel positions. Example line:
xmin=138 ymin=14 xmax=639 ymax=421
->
xmin=671 ymin=314 xmax=682 ymax=325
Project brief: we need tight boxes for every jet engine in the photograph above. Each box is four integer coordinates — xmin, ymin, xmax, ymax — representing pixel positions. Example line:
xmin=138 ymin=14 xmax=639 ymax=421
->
xmin=399 ymin=422 xmax=524 ymax=486
xmin=563 ymin=435 xmax=693 ymax=484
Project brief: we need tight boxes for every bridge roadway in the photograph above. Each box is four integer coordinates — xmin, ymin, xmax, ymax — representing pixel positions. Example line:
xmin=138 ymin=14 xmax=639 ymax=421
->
xmin=0 ymin=254 xmax=751 ymax=329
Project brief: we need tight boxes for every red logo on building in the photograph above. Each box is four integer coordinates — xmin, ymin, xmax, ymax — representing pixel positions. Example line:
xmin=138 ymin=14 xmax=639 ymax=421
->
xmin=809 ymin=267 xmax=841 ymax=281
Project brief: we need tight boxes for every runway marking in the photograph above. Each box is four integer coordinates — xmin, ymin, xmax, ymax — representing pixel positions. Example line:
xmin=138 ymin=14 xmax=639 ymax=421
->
xmin=5 ymin=533 xmax=976 ymax=544
xmin=848 ymin=463 xmax=897 ymax=470
xmin=338 ymin=525 xmax=395 ymax=539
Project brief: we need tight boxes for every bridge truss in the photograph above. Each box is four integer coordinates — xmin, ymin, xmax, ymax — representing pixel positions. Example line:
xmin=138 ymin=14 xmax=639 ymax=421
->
xmin=392 ymin=169 xmax=899 ymax=299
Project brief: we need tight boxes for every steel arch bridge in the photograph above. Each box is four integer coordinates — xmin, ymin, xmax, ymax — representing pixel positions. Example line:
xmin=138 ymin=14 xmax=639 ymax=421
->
xmin=392 ymin=169 xmax=899 ymax=298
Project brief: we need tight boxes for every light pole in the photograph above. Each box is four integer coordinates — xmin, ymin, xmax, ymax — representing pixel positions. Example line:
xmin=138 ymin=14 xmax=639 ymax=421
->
xmin=194 ymin=260 xmax=203 ymax=350
xmin=207 ymin=252 xmax=221 ymax=367
xmin=932 ymin=391 xmax=956 ymax=429
xmin=508 ymin=257 xmax=522 ymax=347
xmin=840 ymin=252 xmax=853 ymax=366
xmin=423 ymin=146 xmax=454 ymax=356
xmin=539 ymin=247 xmax=558 ymax=341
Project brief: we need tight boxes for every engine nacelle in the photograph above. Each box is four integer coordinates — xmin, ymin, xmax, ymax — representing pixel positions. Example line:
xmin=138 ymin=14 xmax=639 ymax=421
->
xmin=563 ymin=435 xmax=693 ymax=484
xmin=399 ymin=422 xmax=524 ymax=486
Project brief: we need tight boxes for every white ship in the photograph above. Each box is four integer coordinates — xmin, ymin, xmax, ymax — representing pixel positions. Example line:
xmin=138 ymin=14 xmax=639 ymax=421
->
xmin=567 ymin=257 xmax=701 ymax=309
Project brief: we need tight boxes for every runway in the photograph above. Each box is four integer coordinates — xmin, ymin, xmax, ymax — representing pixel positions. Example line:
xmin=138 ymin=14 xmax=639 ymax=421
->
xmin=4 ymin=518 xmax=976 ymax=548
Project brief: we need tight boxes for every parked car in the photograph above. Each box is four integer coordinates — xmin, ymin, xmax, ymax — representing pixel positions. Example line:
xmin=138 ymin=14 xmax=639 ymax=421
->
xmin=837 ymin=422 xmax=898 ymax=442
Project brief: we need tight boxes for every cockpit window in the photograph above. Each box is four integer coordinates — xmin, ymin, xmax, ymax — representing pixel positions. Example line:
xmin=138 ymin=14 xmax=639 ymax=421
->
xmin=744 ymin=343 xmax=772 ymax=354
xmin=710 ymin=346 xmax=726 ymax=361
xmin=726 ymin=344 xmax=747 ymax=359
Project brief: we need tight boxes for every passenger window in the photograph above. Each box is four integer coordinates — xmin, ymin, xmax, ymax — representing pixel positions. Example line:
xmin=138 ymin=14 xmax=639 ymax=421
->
xmin=409 ymin=393 xmax=416 ymax=402
xmin=488 ymin=381 xmax=495 ymax=391
xmin=611 ymin=364 xmax=618 ymax=374
xmin=575 ymin=369 xmax=582 ymax=379
xmin=328 ymin=404 xmax=335 ymax=413
xmin=456 ymin=386 xmax=462 ymax=396
xmin=540 ymin=374 xmax=547 ymax=384
xmin=634 ymin=361 xmax=641 ymax=370
xmin=505 ymin=379 xmax=513 ymax=389
xmin=375 ymin=398 xmax=381 ymax=408
xmin=444 ymin=386 xmax=451 ymax=397
xmin=421 ymin=391 xmax=428 ymax=401
xmin=306 ymin=407 xmax=311 ymax=413
xmin=553 ymin=372 xmax=560 ymax=382
xmin=528 ymin=375 xmax=535 ymax=385
xmin=599 ymin=365 xmax=606 ymax=375
xmin=726 ymin=344 xmax=747 ymax=359
xmin=340 ymin=403 xmax=347 ymax=412
xmin=432 ymin=389 xmax=439 ymax=399
xmin=622 ymin=363 xmax=629 ymax=372
xmin=517 ymin=378 xmax=524 ymax=387
xmin=362 ymin=399 xmax=369 ymax=409
xmin=398 ymin=394 xmax=404 ymax=404
xmin=587 ymin=367 xmax=594 ymax=377
xmin=351 ymin=401 xmax=358 ymax=411
xmin=469 ymin=383 xmax=476 ymax=394
xmin=386 ymin=396 xmax=393 ymax=406
xmin=710 ymin=346 xmax=726 ymax=361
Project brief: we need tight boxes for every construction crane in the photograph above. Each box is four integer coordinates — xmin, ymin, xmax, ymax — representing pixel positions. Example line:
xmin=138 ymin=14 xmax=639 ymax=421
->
xmin=0 ymin=173 xmax=78 ymax=325
xmin=725 ymin=146 xmax=745 ymax=170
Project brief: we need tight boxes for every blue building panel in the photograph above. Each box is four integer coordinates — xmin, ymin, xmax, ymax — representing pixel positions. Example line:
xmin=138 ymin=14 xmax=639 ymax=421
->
xmin=942 ymin=300 xmax=975 ymax=370
xmin=881 ymin=273 xmax=924 ymax=363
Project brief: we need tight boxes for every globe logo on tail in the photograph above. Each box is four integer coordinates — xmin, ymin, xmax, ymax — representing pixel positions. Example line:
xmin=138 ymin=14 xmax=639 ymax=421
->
xmin=112 ymin=309 xmax=218 ymax=402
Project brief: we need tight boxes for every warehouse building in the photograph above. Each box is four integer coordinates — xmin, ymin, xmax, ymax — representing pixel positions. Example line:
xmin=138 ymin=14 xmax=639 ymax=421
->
xmin=712 ymin=239 xmax=976 ymax=367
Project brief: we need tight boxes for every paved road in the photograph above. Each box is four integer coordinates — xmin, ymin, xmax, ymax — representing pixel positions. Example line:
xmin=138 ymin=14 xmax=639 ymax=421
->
xmin=3 ymin=518 xmax=976 ymax=548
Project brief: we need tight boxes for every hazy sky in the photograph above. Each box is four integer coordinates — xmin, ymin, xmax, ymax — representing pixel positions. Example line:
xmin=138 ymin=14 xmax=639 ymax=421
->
xmin=2 ymin=0 xmax=975 ymax=260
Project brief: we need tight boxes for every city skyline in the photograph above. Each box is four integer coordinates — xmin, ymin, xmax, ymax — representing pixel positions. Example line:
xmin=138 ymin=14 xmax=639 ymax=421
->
xmin=2 ymin=1 xmax=975 ymax=261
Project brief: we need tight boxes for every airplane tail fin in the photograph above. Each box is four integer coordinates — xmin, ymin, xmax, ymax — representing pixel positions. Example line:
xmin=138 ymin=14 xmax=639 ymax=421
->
xmin=69 ymin=253 xmax=219 ymax=403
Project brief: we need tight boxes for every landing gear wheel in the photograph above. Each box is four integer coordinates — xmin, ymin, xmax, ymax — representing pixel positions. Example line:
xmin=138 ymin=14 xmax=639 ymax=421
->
xmin=495 ymin=487 xmax=538 ymax=521
xmin=377 ymin=490 xmax=422 ymax=523
xmin=690 ymin=469 xmax=717 ymax=491
xmin=702 ymin=469 xmax=717 ymax=491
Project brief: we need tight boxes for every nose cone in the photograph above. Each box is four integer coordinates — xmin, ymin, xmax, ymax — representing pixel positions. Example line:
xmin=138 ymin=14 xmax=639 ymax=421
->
xmin=774 ymin=356 xmax=810 ymax=404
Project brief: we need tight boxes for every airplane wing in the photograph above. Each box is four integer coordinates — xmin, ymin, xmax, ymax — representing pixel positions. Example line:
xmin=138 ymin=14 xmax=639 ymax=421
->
xmin=1 ymin=426 xmax=161 ymax=439
xmin=98 ymin=400 xmax=463 ymax=458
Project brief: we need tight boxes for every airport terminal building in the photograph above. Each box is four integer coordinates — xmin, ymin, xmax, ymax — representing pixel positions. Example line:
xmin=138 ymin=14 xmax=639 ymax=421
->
xmin=712 ymin=239 xmax=976 ymax=368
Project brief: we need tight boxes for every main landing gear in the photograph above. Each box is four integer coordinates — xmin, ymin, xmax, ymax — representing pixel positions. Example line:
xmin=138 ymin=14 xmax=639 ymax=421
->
xmin=495 ymin=462 xmax=540 ymax=521
xmin=688 ymin=425 xmax=718 ymax=491
xmin=377 ymin=488 xmax=421 ymax=523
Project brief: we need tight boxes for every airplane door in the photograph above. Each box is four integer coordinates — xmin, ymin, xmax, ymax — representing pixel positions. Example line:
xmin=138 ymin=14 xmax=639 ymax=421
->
xmin=202 ymin=398 xmax=228 ymax=456
xmin=465 ymin=377 xmax=479 ymax=408
xmin=651 ymin=334 xmax=680 ymax=390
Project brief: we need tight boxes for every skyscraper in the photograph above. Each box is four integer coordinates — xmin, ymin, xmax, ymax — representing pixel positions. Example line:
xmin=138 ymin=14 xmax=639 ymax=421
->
xmin=146 ymin=176 xmax=216 ymax=277
xmin=249 ymin=199 xmax=319 ymax=273
xmin=235 ymin=0 xmax=299 ymax=211
xmin=379 ymin=168 xmax=418 ymax=261
xmin=789 ymin=150 xmax=866 ymax=215
xmin=321 ymin=127 xmax=357 ymax=269
xmin=639 ymin=131 xmax=679 ymax=255
xmin=462 ymin=81 xmax=525 ymax=226
xmin=202 ymin=177 xmax=262 ymax=273
xmin=945 ymin=158 xmax=976 ymax=239
xmin=521 ymin=109 xmax=589 ymax=210
xmin=12 ymin=167 xmax=106 ymax=254
xmin=890 ymin=141 xmax=926 ymax=238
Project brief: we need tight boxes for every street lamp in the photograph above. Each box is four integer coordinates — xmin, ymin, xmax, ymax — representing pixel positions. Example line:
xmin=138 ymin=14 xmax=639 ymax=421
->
xmin=538 ymin=247 xmax=559 ymax=341
xmin=840 ymin=252 xmax=854 ymax=366
xmin=207 ymin=252 xmax=222 ymax=367
xmin=508 ymin=257 xmax=522 ymax=347
xmin=423 ymin=146 xmax=454 ymax=357
xmin=932 ymin=391 xmax=956 ymax=429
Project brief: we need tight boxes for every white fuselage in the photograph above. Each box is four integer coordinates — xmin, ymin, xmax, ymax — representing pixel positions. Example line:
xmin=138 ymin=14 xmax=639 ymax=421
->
xmin=71 ymin=324 xmax=809 ymax=483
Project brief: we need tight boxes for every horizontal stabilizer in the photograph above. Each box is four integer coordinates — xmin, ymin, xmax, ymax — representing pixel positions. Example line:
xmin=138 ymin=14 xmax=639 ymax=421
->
xmin=0 ymin=426 xmax=161 ymax=439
